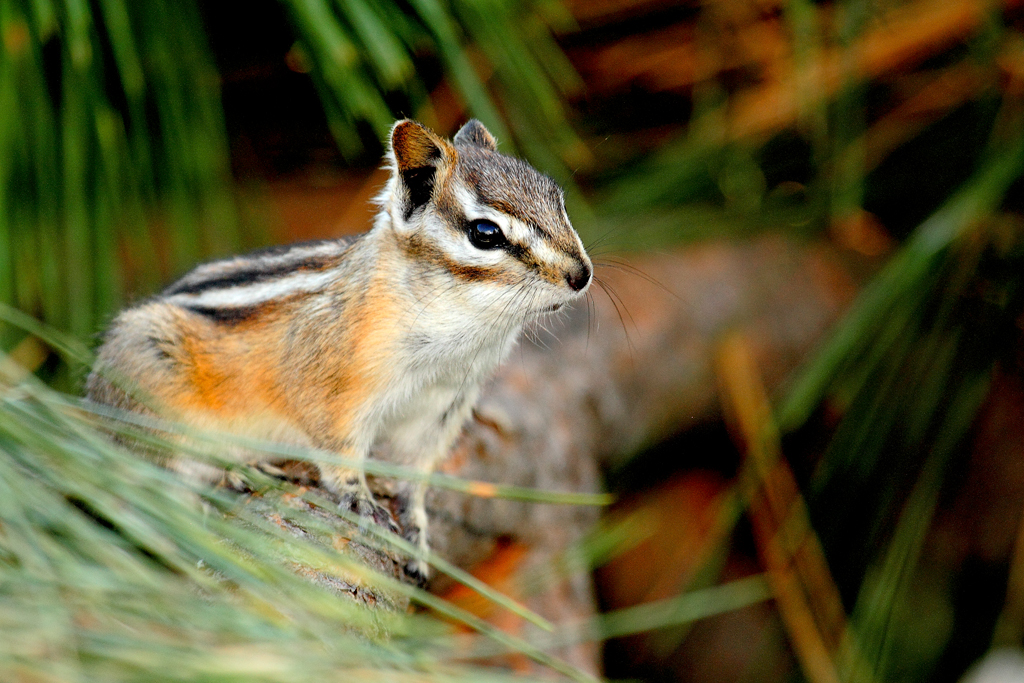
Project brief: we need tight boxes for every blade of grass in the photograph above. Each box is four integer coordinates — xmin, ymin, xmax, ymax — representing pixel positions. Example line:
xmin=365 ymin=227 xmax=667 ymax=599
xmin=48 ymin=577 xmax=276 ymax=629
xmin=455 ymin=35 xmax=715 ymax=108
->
xmin=407 ymin=0 xmax=509 ymax=142
xmin=68 ymin=393 xmax=613 ymax=507
xmin=261 ymin=481 xmax=557 ymax=632
xmin=574 ymin=575 xmax=774 ymax=644
xmin=840 ymin=369 xmax=992 ymax=683
xmin=717 ymin=332 xmax=849 ymax=683
xmin=778 ymin=133 xmax=1024 ymax=430
xmin=4 ymin=380 xmax=600 ymax=680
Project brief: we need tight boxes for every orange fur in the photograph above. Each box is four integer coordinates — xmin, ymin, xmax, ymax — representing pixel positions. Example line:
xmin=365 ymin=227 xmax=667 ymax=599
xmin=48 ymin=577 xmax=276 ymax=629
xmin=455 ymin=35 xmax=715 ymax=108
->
xmin=85 ymin=118 xmax=593 ymax=581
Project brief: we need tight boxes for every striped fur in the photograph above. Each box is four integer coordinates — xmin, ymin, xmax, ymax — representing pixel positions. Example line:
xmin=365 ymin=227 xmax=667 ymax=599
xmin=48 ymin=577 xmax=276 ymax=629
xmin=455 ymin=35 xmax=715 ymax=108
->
xmin=85 ymin=119 xmax=592 ymax=580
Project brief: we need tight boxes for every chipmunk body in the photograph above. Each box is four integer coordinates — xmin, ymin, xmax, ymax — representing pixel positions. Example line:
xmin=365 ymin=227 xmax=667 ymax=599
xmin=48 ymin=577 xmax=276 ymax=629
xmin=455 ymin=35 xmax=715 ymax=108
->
xmin=86 ymin=120 xmax=592 ymax=579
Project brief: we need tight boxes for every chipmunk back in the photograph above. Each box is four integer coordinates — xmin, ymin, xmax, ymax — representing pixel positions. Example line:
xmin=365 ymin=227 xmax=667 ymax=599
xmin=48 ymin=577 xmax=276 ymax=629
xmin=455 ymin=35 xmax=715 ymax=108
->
xmin=85 ymin=119 xmax=592 ymax=580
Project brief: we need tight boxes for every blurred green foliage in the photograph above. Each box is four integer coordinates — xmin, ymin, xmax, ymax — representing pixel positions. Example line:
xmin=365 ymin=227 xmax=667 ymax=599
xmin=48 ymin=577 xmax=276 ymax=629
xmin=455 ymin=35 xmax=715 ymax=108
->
xmin=1 ymin=0 xmax=238 ymax=366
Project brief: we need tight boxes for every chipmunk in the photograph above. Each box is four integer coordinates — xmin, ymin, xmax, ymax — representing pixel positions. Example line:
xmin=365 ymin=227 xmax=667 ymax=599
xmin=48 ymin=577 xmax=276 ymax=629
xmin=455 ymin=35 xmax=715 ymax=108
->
xmin=85 ymin=119 xmax=592 ymax=581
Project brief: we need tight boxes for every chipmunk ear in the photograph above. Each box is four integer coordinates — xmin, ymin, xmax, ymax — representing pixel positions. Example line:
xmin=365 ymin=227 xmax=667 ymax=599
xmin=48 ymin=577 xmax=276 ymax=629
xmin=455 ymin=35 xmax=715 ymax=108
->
xmin=453 ymin=119 xmax=498 ymax=151
xmin=390 ymin=120 xmax=454 ymax=217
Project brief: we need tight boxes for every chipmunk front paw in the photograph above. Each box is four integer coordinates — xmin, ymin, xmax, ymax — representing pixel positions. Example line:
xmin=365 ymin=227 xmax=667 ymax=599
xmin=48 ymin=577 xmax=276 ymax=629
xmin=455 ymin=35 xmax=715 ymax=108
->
xmin=338 ymin=485 xmax=402 ymax=536
xmin=396 ymin=494 xmax=431 ymax=586
xmin=323 ymin=468 xmax=428 ymax=584
xmin=403 ymin=558 xmax=430 ymax=588
xmin=343 ymin=488 xmax=429 ymax=585
xmin=320 ymin=467 xmax=402 ymax=535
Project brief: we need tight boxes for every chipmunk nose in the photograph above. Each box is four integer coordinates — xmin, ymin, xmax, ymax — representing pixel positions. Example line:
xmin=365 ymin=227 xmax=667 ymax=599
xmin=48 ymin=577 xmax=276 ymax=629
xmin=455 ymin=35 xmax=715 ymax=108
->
xmin=566 ymin=263 xmax=592 ymax=292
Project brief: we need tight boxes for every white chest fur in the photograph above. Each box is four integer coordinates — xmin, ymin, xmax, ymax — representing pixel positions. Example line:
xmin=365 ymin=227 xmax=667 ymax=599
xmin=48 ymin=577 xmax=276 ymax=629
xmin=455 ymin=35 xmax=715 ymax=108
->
xmin=375 ymin=292 xmax=522 ymax=465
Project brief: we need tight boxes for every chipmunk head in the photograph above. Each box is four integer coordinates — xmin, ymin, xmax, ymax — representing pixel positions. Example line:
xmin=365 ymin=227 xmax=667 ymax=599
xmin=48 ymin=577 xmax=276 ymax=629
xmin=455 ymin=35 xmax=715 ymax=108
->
xmin=380 ymin=119 xmax=591 ymax=315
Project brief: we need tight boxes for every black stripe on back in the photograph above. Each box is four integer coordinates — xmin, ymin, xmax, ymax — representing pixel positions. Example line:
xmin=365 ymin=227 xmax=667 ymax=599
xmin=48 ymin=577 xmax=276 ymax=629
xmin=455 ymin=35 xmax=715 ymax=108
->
xmin=163 ymin=261 xmax=322 ymax=296
xmin=163 ymin=248 xmax=350 ymax=297
xmin=179 ymin=303 xmax=264 ymax=325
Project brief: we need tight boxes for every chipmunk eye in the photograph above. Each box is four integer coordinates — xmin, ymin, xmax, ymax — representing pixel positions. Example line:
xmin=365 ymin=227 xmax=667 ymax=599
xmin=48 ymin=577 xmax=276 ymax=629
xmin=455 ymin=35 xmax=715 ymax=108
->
xmin=467 ymin=219 xmax=508 ymax=250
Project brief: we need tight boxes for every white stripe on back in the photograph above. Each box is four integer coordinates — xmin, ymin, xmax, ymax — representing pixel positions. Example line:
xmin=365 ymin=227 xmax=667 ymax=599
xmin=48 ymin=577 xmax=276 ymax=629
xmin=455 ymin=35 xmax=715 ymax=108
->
xmin=168 ymin=269 xmax=339 ymax=309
